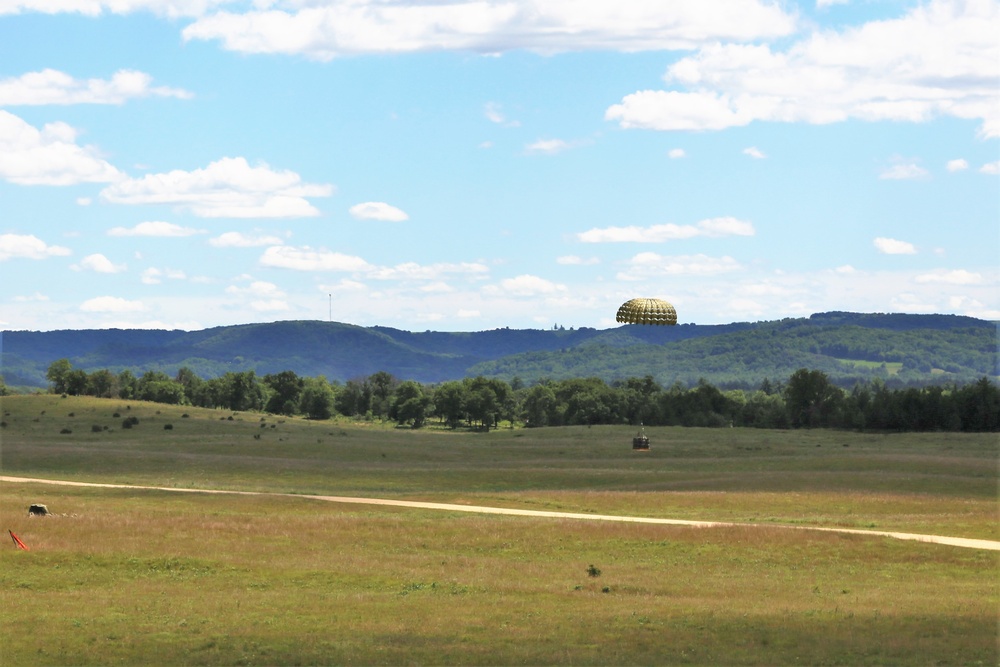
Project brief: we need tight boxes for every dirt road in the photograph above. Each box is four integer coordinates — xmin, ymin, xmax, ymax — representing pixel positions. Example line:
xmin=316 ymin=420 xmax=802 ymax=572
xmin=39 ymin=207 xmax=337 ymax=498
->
xmin=3 ymin=475 xmax=998 ymax=551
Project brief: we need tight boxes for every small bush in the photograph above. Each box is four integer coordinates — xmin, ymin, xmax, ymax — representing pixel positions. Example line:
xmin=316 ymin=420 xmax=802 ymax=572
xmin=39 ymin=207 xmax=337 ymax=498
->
xmin=121 ymin=416 xmax=140 ymax=429
xmin=113 ymin=412 xmax=121 ymax=418
xmin=91 ymin=425 xmax=103 ymax=433
xmin=60 ymin=428 xmax=72 ymax=434
xmin=164 ymin=424 xmax=173 ymax=430
xmin=587 ymin=564 xmax=602 ymax=578
xmin=68 ymin=412 xmax=75 ymax=417
xmin=182 ymin=414 xmax=190 ymax=419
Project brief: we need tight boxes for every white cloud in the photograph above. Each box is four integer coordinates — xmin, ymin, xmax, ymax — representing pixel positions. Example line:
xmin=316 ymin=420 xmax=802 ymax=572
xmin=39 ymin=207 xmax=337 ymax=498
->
xmin=873 ymin=237 xmax=917 ymax=254
xmin=0 ymin=69 xmax=191 ymax=105
xmin=946 ymin=158 xmax=969 ymax=172
xmin=980 ymin=160 xmax=1000 ymax=175
xmin=484 ymin=101 xmax=519 ymax=127
xmin=0 ymin=110 xmax=123 ymax=185
xmin=606 ymin=0 xmax=1000 ymax=138
xmin=79 ymin=296 xmax=145 ymax=313
xmin=349 ymin=201 xmax=409 ymax=222
xmin=0 ymin=233 xmax=71 ymax=260
xmin=668 ymin=148 xmax=686 ymax=158
xmin=914 ymin=269 xmax=983 ymax=285
xmin=367 ymin=261 xmax=489 ymax=281
xmin=834 ymin=264 xmax=856 ymax=274
xmin=225 ymin=280 xmax=289 ymax=311
xmin=259 ymin=245 xmax=372 ymax=272
xmin=557 ymin=255 xmax=600 ymax=266
xmin=879 ymin=162 xmax=929 ymax=180
xmin=743 ymin=146 xmax=766 ymax=159
xmin=209 ymin=231 xmax=284 ymax=247
xmin=0 ymin=0 xmax=231 ymax=18
xmin=100 ymin=157 xmax=334 ymax=218
xmin=181 ymin=1 xmax=797 ymax=60
xmin=72 ymin=253 xmax=126 ymax=273
xmin=420 ymin=281 xmax=456 ymax=293
xmin=13 ymin=291 xmax=50 ymax=302
xmin=525 ymin=138 xmax=577 ymax=155
xmin=108 ymin=221 xmax=205 ymax=237
xmin=457 ymin=309 xmax=481 ymax=318
xmin=483 ymin=274 xmax=568 ymax=297
xmin=578 ymin=216 xmax=754 ymax=242
xmin=617 ymin=252 xmax=743 ymax=280
xmin=141 ymin=267 xmax=186 ymax=284
xmin=816 ymin=0 xmax=849 ymax=7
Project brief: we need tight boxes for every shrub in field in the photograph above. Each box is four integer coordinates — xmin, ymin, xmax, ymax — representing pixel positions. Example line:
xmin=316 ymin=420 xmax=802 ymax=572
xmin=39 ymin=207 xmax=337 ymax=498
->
xmin=91 ymin=424 xmax=103 ymax=433
xmin=587 ymin=564 xmax=601 ymax=578
xmin=164 ymin=424 xmax=173 ymax=430
xmin=60 ymin=428 xmax=72 ymax=434
xmin=122 ymin=416 xmax=140 ymax=429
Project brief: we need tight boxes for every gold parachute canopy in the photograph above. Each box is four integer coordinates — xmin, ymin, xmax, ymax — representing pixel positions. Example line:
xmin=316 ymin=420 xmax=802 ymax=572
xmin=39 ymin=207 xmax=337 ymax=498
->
xmin=616 ymin=298 xmax=677 ymax=326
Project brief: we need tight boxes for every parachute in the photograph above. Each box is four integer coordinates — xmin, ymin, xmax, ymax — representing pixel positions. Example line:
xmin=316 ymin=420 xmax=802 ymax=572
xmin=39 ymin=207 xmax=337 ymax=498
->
xmin=615 ymin=298 xmax=677 ymax=326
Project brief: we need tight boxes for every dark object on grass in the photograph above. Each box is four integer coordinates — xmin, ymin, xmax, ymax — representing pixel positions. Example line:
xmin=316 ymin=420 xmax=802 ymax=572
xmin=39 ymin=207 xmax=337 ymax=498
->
xmin=28 ymin=504 xmax=49 ymax=516
xmin=632 ymin=425 xmax=649 ymax=451
xmin=587 ymin=564 xmax=601 ymax=578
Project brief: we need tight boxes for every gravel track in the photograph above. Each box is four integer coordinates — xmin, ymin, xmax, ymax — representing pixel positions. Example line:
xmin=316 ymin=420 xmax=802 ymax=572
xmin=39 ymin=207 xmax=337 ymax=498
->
xmin=3 ymin=475 xmax=998 ymax=551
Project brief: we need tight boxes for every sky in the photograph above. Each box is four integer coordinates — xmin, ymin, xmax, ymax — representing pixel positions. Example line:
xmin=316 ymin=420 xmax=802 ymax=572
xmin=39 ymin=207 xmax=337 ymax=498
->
xmin=1 ymin=0 xmax=998 ymax=333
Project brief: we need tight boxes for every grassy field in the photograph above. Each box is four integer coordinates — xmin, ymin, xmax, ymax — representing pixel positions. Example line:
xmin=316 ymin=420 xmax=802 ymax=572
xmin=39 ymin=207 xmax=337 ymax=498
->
xmin=1 ymin=394 xmax=997 ymax=665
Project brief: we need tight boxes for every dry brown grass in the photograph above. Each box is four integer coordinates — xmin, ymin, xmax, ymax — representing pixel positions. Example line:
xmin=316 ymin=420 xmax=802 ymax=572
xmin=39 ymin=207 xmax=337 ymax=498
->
xmin=2 ymin=482 xmax=997 ymax=666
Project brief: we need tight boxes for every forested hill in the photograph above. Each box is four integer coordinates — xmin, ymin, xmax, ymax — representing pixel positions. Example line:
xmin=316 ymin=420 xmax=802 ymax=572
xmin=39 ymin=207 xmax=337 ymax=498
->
xmin=2 ymin=311 xmax=995 ymax=390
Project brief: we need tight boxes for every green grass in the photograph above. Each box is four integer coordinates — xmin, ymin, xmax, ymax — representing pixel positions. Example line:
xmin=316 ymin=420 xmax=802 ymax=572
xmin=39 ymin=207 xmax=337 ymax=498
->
xmin=1 ymin=395 xmax=998 ymax=665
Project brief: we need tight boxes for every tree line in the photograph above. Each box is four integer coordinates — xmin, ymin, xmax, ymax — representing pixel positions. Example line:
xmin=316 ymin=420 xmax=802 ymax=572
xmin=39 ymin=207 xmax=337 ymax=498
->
xmin=40 ymin=359 xmax=999 ymax=432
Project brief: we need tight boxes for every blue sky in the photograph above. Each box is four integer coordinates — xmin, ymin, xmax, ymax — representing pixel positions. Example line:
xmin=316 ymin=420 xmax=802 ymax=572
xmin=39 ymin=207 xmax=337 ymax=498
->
xmin=1 ymin=0 xmax=997 ymax=333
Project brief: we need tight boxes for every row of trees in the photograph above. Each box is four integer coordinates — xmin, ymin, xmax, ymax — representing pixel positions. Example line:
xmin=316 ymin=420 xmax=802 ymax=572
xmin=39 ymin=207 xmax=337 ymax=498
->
xmin=43 ymin=359 xmax=999 ymax=432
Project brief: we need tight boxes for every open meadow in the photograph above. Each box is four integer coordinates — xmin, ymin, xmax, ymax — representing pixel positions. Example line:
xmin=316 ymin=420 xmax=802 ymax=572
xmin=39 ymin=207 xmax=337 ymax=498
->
xmin=1 ymin=394 xmax=997 ymax=665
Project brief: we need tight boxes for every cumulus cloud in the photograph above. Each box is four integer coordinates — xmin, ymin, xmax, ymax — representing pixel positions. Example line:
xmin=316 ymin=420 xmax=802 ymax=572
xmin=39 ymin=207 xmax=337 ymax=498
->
xmin=79 ymin=296 xmax=145 ymax=312
xmin=366 ymin=261 xmax=489 ymax=281
xmin=946 ymin=158 xmax=969 ymax=172
xmin=72 ymin=253 xmax=126 ymax=273
xmin=0 ymin=233 xmax=71 ymax=260
xmin=108 ymin=221 xmax=204 ymax=237
xmin=483 ymin=274 xmax=567 ymax=297
xmin=525 ymin=138 xmax=577 ymax=155
xmin=980 ymin=160 xmax=1000 ymax=175
xmin=259 ymin=245 xmax=372 ymax=272
xmin=914 ymin=269 xmax=983 ymax=284
xmin=873 ymin=237 xmax=917 ymax=254
xmin=879 ymin=162 xmax=929 ymax=180
xmin=209 ymin=231 xmax=285 ymax=247
xmin=349 ymin=201 xmax=409 ymax=222
xmin=578 ymin=216 xmax=754 ymax=243
xmin=226 ymin=280 xmax=289 ymax=311
xmin=0 ymin=69 xmax=191 ymax=105
xmin=181 ymin=1 xmax=797 ymax=60
xmin=668 ymin=148 xmax=686 ymax=158
xmin=0 ymin=110 xmax=123 ymax=185
xmin=141 ymin=267 xmax=186 ymax=284
xmin=617 ymin=252 xmax=742 ymax=280
xmin=100 ymin=157 xmax=334 ymax=218
xmin=606 ymin=0 xmax=999 ymax=138
xmin=484 ymin=101 xmax=519 ymax=127
xmin=743 ymin=146 xmax=766 ymax=159
xmin=0 ymin=0 xmax=231 ymax=18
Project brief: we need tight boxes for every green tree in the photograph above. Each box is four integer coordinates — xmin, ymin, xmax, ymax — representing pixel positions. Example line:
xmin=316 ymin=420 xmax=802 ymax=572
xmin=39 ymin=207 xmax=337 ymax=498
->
xmin=300 ymin=377 xmax=336 ymax=420
xmin=88 ymin=369 xmax=117 ymax=398
xmin=391 ymin=380 xmax=430 ymax=428
xmin=785 ymin=369 xmax=844 ymax=428
xmin=46 ymin=358 xmax=73 ymax=394
xmin=432 ymin=381 xmax=466 ymax=428
xmin=263 ymin=370 xmax=304 ymax=416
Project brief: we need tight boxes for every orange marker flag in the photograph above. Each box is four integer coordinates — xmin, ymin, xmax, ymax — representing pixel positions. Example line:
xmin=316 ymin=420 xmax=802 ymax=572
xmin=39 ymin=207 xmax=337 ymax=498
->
xmin=9 ymin=530 xmax=29 ymax=551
